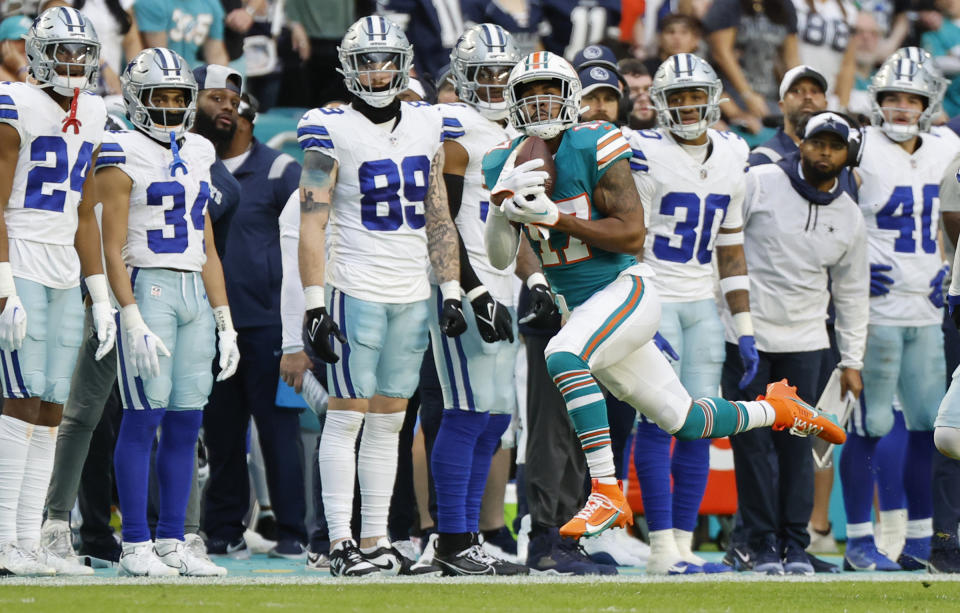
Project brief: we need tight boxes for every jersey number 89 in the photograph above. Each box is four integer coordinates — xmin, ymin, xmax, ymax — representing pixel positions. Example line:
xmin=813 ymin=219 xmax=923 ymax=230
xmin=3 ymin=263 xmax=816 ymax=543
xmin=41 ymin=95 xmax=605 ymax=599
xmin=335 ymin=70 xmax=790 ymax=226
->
xmin=358 ymin=155 xmax=430 ymax=231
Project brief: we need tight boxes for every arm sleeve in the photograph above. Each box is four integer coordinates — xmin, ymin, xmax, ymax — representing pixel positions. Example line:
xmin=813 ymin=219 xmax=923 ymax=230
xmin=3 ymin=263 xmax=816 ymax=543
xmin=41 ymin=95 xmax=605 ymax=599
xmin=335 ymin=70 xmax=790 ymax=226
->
xmin=134 ymin=0 xmax=169 ymax=32
xmin=279 ymin=190 xmax=305 ymax=354
xmin=828 ymin=215 xmax=870 ymax=370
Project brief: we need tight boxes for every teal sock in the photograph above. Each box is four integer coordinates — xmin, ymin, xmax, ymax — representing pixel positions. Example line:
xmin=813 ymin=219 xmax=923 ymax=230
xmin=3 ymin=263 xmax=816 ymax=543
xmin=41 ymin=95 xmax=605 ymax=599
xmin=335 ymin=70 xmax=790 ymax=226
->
xmin=674 ymin=397 xmax=762 ymax=441
xmin=545 ymin=351 xmax=615 ymax=477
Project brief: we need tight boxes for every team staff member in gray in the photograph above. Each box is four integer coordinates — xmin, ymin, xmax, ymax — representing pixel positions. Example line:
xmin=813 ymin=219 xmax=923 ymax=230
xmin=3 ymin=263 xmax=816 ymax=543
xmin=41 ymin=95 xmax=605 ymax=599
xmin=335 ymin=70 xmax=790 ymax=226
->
xmin=202 ymin=92 xmax=307 ymax=560
xmin=39 ymin=65 xmax=244 ymax=568
xmin=721 ymin=112 xmax=868 ymax=576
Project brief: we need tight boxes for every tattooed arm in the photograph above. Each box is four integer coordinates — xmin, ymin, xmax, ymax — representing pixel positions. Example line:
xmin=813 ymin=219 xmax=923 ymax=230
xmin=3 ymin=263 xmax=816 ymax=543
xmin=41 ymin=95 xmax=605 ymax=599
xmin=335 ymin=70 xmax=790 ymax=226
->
xmin=717 ymin=237 xmax=750 ymax=315
xmin=425 ymin=146 xmax=460 ymax=285
xmin=553 ymin=159 xmax=645 ymax=254
xmin=297 ymin=151 xmax=338 ymax=290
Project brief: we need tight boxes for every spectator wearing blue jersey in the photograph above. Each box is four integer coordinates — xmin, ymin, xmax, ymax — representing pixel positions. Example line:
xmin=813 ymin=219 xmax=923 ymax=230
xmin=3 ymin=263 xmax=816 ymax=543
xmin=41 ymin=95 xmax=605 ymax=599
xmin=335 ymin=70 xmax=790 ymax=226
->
xmin=462 ymin=0 xmax=545 ymax=55
xmin=202 ymin=91 xmax=308 ymax=561
xmin=135 ymin=0 xmax=229 ymax=67
xmin=379 ymin=0 xmax=464 ymax=80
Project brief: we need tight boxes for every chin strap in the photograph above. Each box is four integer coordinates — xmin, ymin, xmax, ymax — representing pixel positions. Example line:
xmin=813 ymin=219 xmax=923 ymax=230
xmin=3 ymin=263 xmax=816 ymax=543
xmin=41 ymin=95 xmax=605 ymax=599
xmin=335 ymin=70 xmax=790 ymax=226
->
xmin=168 ymin=131 xmax=188 ymax=176
xmin=61 ymin=88 xmax=82 ymax=134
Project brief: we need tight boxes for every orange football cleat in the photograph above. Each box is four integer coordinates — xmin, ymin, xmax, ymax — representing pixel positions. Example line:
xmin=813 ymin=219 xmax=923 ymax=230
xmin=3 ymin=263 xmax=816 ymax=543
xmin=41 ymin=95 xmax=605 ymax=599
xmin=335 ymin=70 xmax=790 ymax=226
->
xmin=763 ymin=379 xmax=846 ymax=445
xmin=559 ymin=479 xmax=633 ymax=539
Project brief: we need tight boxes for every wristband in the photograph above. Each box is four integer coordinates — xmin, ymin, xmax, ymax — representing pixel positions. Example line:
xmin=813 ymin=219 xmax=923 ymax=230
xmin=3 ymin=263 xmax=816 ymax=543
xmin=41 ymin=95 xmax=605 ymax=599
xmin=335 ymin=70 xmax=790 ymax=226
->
xmin=720 ymin=275 xmax=750 ymax=295
xmin=526 ymin=272 xmax=548 ymax=289
xmin=85 ymin=273 xmax=110 ymax=304
xmin=0 ymin=262 xmax=16 ymax=298
xmin=304 ymin=285 xmax=325 ymax=310
xmin=439 ymin=280 xmax=461 ymax=302
xmin=715 ymin=231 xmax=744 ymax=247
xmin=212 ymin=305 xmax=234 ymax=332
xmin=120 ymin=303 xmax=146 ymax=330
xmin=732 ymin=311 xmax=755 ymax=338
xmin=465 ymin=285 xmax=489 ymax=302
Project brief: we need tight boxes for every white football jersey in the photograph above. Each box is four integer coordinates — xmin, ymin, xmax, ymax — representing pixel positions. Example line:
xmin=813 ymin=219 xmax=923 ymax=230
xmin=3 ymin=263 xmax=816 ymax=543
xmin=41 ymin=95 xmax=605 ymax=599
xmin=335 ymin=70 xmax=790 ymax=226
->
xmin=297 ymin=102 xmax=443 ymax=303
xmin=438 ymin=102 xmax=517 ymax=306
xmin=0 ymin=82 xmax=105 ymax=288
xmin=793 ymin=0 xmax=857 ymax=97
xmin=97 ymin=130 xmax=215 ymax=272
xmin=858 ymin=125 xmax=960 ymax=326
xmin=625 ymin=128 xmax=749 ymax=302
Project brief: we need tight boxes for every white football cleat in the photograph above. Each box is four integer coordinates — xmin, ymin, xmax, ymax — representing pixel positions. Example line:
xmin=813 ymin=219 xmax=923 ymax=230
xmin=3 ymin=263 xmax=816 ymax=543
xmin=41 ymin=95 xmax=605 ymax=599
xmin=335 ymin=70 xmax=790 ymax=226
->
xmin=612 ymin=527 xmax=650 ymax=563
xmin=118 ymin=541 xmax=179 ymax=577
xmin=184 ymin=533 xmax=219 ymax=566
xmin=41 ymin=519 xmax=75 ymax=558
xmin=35 ymin=545 xmax=94 ymax=576
xmin=155 ymin=538 xmax=227 ymax=577
xmin=581 ymin=528 xmax=645 ymax=566
xmin=0 ymin=543 xmax=56 ymax=576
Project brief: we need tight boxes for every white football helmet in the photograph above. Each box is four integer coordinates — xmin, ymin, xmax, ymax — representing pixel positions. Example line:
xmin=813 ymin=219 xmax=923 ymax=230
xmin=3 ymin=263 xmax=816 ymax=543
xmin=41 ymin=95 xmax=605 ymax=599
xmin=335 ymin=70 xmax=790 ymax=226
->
xmin=25 ymin=6 xmax=100 ymax=96
xmin=888 ymin=47 xmax=948 ymax=115
xmin=651 ymin=53 xmax=722 ymax=141
xmin=450 ymin=24 xmax=521 ymax=120
xmin=869 ymin=56 xmax=942 ymax=142
xmin=338 ymin=16 xmax=413 ymax=108
xmin=121 ymin=48 xmax=197 ymax=142
xmin=505 ymin=51 xmax=581 ymax=139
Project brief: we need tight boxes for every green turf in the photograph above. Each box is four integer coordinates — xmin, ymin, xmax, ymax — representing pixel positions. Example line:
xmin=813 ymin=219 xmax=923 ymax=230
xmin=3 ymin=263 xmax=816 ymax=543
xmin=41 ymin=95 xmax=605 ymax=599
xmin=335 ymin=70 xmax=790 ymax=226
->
xmin=1 ymin=581 xmax=956 ymax=612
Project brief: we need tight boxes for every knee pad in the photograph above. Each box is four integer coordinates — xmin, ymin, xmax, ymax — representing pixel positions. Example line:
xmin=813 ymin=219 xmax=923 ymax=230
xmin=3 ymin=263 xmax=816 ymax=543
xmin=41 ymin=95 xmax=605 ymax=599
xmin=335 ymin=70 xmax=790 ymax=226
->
xmin=935 ymin=427 xmax=960 ymax=460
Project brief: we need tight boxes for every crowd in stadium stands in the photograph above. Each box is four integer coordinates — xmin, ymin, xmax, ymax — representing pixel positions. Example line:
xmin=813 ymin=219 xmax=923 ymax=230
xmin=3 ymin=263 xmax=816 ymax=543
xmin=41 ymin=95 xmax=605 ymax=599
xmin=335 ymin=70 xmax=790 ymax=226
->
xmin=0 ymin=0 xmax=959 ymax=579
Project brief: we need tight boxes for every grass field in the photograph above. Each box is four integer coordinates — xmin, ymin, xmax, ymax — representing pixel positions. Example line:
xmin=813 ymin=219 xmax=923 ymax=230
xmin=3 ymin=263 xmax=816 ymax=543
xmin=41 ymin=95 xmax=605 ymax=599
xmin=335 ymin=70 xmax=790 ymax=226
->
xmin=2 ymin=576 xmax=959 ymax=612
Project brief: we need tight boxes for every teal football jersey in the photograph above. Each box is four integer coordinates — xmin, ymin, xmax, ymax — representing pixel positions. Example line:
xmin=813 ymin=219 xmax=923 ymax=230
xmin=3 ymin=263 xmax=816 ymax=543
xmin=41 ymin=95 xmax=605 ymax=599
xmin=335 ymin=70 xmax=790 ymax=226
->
xmin=482 ymin=121 xmax=636 ymax=308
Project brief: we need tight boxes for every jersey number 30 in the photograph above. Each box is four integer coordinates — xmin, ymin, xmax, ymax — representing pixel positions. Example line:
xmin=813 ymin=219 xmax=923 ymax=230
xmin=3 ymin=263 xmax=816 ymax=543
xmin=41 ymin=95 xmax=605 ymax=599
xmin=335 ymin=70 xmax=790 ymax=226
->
xmin=25 ymin=136 xmax=93 ymax=212
xmin=654 ymin=192 xmax=730 ymax=264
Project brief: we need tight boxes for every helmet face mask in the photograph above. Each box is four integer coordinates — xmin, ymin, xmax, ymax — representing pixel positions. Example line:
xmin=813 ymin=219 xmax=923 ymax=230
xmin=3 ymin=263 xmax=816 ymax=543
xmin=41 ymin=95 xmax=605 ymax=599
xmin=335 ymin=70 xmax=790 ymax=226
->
xmin=505 ymin=52 xmax=580 ymax=139
xmin=869 ymin=57 xmax=940 ymax=142
xmin=450 ymin=24 xmax=521 ymax=120
xmin=26 ymin=7 xmax=101 ymax=96
xmin=121 ymin=48 xmax=197 ymax=142
xmin=651 ymin=54 xmax=721 ymax=141
xmin=338 ymin=16 xmax=412 ymax=108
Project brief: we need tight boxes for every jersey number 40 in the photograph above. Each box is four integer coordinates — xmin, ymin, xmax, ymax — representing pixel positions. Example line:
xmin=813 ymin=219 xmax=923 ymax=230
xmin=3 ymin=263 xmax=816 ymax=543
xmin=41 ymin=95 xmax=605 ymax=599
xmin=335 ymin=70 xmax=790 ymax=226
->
xmin=876 ymin=184 xmax=938 ymax=254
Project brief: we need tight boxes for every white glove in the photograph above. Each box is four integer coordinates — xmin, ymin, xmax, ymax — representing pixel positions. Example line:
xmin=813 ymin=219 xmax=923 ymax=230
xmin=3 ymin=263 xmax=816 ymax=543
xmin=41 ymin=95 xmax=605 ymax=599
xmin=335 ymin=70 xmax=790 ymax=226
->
xmin=491 ymin=158 xmax=549 ymax=199
xmin=212 ymin=305 xmax=240 ymax=381
xmin=0 ymin=295 xmax=26 ymax=351
xmin=91 ymin=301 xmax=117 ymax=361
xmin=216 ymin=328 xmax=240 ymax=381
xmin=502 ymin=187 xmax=559 ymax=226
xmin=120 ymin=304 xmax=170 ymax=380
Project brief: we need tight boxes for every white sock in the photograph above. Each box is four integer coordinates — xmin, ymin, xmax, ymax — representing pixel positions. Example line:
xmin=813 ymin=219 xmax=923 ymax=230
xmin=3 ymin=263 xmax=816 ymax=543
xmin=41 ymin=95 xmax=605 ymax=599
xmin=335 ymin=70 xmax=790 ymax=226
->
xmin=17 ymin=425 xmax=56 ymax=551
xmin=317 ymin=410 xmax=364 ymax=544
xmin=742 ymin=400 xmax=775 ymax=428
xmin=906 ymin=518 xmax=933 ymax=540
xmin=649 ymin=529 xmax=681 ymax=558
xmin=673 ymin=528 xmax=706 ymax=565
xmin=878 ymin=509 xmax=907 ymax=537
xmin=585 ymin=447 xmax=617 ymax=482
xmin=358 ymin=412 xmax=404 ymax=540
xmin=0 ymin=415 xmax=32 ymax=545
xmin=846 ymin=521 xmax=874 ymax=539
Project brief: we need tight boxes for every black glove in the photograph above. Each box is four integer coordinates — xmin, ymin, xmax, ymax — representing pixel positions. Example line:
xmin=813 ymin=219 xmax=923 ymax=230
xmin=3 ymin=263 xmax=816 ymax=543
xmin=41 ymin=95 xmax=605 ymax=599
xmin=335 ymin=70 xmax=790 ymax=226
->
xmin=305 ymin=307 xmax=347 ymax=364
xmin=470 ymin=289 xmax=514 ymax=343
xmin=440 ymin=298 xmax=468 ymax=337
xmin=519 ymin=283 xmax=558 ymax=328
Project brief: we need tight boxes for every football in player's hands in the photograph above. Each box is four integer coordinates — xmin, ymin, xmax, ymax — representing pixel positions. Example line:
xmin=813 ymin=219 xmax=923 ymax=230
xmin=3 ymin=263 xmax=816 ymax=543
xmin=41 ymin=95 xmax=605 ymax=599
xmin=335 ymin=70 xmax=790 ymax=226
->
xmin=305 ymin=307 xmax=347 ymax=364
xmin=440 ymin=298 xmax=468 ymax=337
xmin=514 ymin=136 xmax=556 ymax=198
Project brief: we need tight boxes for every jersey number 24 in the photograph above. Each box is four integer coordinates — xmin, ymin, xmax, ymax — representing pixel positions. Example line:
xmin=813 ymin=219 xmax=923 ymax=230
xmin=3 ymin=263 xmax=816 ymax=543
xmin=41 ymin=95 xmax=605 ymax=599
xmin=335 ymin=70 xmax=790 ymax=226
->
xmin=25 ymin=136 xmax=93 ymax=212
